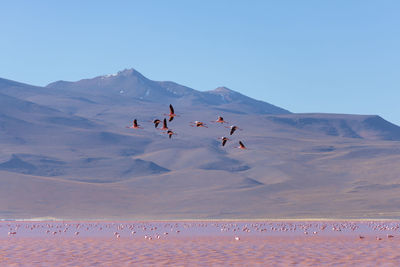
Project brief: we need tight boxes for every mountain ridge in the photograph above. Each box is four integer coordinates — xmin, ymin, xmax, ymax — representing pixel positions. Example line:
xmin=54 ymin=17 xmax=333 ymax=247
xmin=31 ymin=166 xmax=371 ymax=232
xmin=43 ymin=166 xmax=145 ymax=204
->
xmin=45 ymin=68 xmax=291 ymax=114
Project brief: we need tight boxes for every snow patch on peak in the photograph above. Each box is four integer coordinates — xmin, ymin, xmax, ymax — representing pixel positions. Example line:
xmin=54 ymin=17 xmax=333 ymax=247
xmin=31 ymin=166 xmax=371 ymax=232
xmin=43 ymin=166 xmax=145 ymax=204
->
xmin=99 ymin=68 xmax=141 ymax=79
xmin=207 ymin=86 xmax=236 ymax=95
xmin=101 ymin=73 xmax=118 ymax=79
xmin=214 ymin=86 xmax=232 ymax=92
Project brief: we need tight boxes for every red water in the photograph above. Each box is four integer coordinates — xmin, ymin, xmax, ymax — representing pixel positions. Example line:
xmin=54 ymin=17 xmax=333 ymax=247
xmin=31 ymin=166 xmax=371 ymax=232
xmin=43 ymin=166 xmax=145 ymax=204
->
xmin=1 ymin=221 xmax=399 ymax=266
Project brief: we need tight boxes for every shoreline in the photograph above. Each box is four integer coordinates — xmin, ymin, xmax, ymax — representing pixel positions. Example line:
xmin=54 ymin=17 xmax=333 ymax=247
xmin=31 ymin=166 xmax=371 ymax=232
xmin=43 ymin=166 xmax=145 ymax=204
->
xmin=2 ymin=218 xmax=400 ymax=222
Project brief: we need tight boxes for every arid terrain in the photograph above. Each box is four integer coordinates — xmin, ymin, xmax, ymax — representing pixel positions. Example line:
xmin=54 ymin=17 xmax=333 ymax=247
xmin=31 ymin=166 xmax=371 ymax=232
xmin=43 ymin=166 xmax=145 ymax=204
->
xmin=1 ymin=69 xmax=400 ymax=220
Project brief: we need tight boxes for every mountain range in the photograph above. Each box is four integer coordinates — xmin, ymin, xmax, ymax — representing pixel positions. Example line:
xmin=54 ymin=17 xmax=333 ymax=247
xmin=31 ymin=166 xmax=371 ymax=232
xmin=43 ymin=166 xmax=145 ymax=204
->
xmin=1 ymin=68 xmax=400 ymax=220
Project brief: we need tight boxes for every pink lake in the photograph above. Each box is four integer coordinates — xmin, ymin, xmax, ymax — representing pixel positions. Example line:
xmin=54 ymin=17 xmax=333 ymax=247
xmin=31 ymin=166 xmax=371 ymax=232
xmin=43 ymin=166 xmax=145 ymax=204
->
xmin=1 ymin=221 xmax=400 ymax=266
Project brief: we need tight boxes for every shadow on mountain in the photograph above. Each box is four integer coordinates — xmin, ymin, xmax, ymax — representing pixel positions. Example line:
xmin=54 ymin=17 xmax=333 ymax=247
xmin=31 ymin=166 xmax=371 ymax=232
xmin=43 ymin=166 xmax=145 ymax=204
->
xmin=65 ymin=157 xmax=170 ymax=183
xmin=121 ymin=159 xmax=170 ymax=177
xmin=70 ymin=131 xmax=151 ymax=149
xmin=199 ymin=158 xmax=250 ymax=172
xmin=236 ymin=177 xmax=264 ymax=188
xmin=45 ymin=116 xmax=97 ymax=129
xmin=0 ymin=154 xmax=66 ymax=176
xmin=302 ymin=146 xmax=336 ymax=153
xmin=340 ymin=147 xmax=400 ymax=159
xmin=348 ymin=183 xmax=400 ymax=193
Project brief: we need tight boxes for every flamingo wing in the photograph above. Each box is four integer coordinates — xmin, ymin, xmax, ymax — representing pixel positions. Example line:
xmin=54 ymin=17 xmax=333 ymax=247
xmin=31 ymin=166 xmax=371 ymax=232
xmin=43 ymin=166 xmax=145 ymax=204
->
xmin=169 ymin=104 xmax=175 ymax=115
xmin=167 ymin=130 xmax=173 ymax=138
xmin=239 ymin=141 xmax=246 ymax=148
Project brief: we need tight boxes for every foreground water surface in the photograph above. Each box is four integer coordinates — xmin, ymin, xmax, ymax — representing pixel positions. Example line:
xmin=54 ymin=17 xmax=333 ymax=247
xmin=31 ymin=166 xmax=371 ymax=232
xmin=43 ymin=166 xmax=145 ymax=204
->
xmin=1 ymin=221 xmax=400 ymax=266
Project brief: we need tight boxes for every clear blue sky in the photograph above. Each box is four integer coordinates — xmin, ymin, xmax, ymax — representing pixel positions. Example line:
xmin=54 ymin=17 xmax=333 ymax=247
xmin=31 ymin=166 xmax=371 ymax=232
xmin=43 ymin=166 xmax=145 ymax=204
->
xmin=1 ymin=1 xmax=399 ymax=124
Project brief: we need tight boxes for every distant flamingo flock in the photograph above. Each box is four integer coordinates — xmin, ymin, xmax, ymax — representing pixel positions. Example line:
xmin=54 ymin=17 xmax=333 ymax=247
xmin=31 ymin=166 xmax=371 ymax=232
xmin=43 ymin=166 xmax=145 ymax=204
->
xmin=2 ymin=221 xmax=399 ymax=241
xmin=126 ymin=104 xmax=247 ymax=149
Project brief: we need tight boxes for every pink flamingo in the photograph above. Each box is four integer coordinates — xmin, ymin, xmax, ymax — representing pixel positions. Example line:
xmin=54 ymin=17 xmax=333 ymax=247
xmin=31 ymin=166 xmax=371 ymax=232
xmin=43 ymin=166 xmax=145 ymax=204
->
xmin=238 ymin=141 xmax=247 ymax=149
xmin=126 ymin=119 xmax=143 ymax=129
xmin=153 ymin=119 xmax=161 ymax=128
xmin=211 ymin=116 xmax=229 ymax=124
xmin=160 ymin=118 xmax=168 ymax=130
xmin=219 ymin=137 xmax=229 ymax=146
xmin=190 ymin=121 xmax=208 ymax=128
xmin=164 ymin=104 xmax=178 ymax=122
xmin=226 ymin=125 xmax=242 ymax=135
xmin=166 ymin=130 xmax=177 ymax=139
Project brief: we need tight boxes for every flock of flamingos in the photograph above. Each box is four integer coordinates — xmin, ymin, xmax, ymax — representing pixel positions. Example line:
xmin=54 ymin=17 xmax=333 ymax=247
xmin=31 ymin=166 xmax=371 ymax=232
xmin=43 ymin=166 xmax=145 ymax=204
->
xmin=126 ymin=104 xmax=247 ymax=149
xmin=3 ymin=221 xmax=398 ymax=240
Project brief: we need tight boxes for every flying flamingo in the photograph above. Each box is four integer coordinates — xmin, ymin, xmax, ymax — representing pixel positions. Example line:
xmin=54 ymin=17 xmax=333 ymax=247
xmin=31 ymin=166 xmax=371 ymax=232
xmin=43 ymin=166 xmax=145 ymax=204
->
xmin=190 ymin=121 xmax=208 ymax=128
xmin=166 ymin=130 xmax=176 ymax=139
xmin=126 ymin=119 xmax=143 ymax=129
xmin=238 ymin=141 xmax=247 ymax=149
xmin=164 ymin=104 xmax=178 ymax=122
xmin=227 ymin=125 xmax=242 ymax=135
xmin=153 ymin=119 xmax=161 ymax=128
xmin=211 ymin=116 xmax=228 ymax=124
xmin=219 ymin=137 xmax=229 ymax=146
xmin=160 ymin=118 xmax=168 ymax=130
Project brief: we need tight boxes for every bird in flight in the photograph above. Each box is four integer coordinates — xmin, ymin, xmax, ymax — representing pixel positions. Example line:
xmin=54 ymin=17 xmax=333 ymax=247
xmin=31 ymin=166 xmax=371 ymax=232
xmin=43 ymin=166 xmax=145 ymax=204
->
xmin=126 ymin=119 xmax=143 ymax=129
xmin=190 ymin=121 xmax=208 ymax=128
xmin=164 ymin=104 xmax=178 ymax=122
xmin=228 ymin=125 xmax=241 ymax=135
xmin=238 ymin=141 xmax=247 ymax=149
xmin=166 ymin=130 xmax=176 ymax=139
xmin=220 ymin=137 xmax=229 ymax=146
xmin=160 ymin=118 xmax=169 ymax=130
xmin=211 ymin=116 xmax=228 ymax=124
xmin=153 ymin=119 xmax=161 ymax=128
xmin=122 ymin=107 xmax=250 ymax=150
